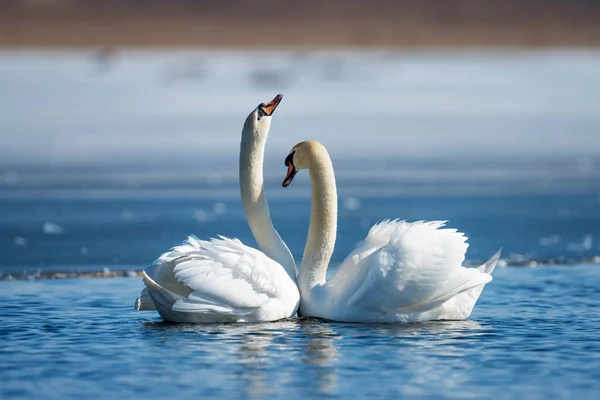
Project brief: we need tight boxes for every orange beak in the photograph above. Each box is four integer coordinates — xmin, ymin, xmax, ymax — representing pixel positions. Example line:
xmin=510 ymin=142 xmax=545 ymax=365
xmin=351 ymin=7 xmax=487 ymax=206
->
xmin=260 ymin=94 xmax=283 ymax=116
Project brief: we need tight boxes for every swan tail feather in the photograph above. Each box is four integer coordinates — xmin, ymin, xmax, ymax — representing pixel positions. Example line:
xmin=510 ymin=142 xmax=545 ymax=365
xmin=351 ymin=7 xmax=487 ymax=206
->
xmin=142 ymin=271 xmax=185 ymax=317
xmin=135 ymin=287 xmax=157 ymax=311
xmin=400 ymin=270 xmax=491 ymax=313
xmin=478 ymin=248 xmax=503 ymax=274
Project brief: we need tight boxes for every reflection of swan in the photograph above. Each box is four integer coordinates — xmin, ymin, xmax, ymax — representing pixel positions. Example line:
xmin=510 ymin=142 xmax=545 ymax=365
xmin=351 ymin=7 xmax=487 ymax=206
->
xmin=301 ymin=321 xmax=340 ymax=396
xmin=235 ymin=327 xmax=278 ymax=399
xmin=301 ymin=321 xmax=340 ymax=366
xmin=368 ymin=319 xmax=485 ymax=339
xmin=135 ymin=95 xmax=299 ymax=323
xmin=282 ymin=141 xmax=501 ymax=323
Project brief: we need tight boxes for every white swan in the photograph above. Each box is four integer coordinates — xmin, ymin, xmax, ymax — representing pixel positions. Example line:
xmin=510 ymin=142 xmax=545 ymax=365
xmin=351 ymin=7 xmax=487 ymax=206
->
xmin=135 ymin=94 xmax=299 ymax=323
xmin=281 ymin=140 xmax=501 ymax=323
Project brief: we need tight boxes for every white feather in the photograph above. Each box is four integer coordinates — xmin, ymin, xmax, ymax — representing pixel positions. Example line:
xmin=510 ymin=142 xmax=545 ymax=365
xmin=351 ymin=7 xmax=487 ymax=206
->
xmin=311 ymin=220 xmax=499 ymax=322
xmin=141 ymin=235 xmax=299 ymax=323
xmin=134 ymin=287 xmax=156 ymax=311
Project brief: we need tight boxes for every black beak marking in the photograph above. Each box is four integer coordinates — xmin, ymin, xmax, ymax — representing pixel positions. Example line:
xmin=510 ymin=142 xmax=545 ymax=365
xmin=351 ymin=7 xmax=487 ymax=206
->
xmin=283 ymin=151 xmax=297 ymax=187
xmin=284 ymin=151 xmax=295 ymax=167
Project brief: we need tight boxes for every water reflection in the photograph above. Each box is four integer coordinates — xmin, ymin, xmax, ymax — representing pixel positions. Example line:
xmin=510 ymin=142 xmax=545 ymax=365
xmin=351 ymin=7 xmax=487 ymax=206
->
xmin=140 ymin=318 xmax=345 ymax=397
xmin=141 ymin=321 xmax=294 ymax=398
xmin=369 ymin=319 xmax=485 ymax=336
xmin=141 ymin=318 xmax=488 ymax=398
xmin=236 ymin=327 xmax=276 ymax=399
xmin=362 ymin=320 xmax=490 ymax=396
xmin=300 ymin=320 xmax=341 ymax=396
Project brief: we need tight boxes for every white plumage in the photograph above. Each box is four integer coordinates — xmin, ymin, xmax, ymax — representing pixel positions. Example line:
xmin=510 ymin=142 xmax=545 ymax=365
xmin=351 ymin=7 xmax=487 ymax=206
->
xmin=318 ymin=220 xmax=499 ymax=322
xmin=284 ymin=141 xmax=500 ymax=323
xmin=141 ymin=236 xmax=299 ymax=323
xmin=135 ymin=94 xmax=300 ymax=323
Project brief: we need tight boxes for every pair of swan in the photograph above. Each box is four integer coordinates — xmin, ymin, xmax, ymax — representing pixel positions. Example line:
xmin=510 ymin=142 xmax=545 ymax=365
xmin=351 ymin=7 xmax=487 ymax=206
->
xmin=136 ymin=94 xmax=500 ymax=323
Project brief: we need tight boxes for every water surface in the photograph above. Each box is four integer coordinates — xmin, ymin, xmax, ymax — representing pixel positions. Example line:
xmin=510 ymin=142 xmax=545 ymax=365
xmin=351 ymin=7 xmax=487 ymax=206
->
xmin=2 ymin=266 xmax=600 ymax=399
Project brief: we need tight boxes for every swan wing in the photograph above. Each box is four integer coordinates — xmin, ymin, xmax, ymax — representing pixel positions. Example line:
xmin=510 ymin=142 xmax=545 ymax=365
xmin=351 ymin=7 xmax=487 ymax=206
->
xmin=329 ymin=219 xmax=408 ymax=285
xmin=143 ymin=235 xmax=299 ymax=320
xmin=330 ymin=220 xmax=491 ymax=316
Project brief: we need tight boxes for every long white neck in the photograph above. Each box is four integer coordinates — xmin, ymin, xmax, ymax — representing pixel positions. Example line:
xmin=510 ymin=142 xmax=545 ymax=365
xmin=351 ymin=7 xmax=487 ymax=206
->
xmin=298 ymin=144 xmax=337 ymax=293
xmin=239 ymin=122 xmax=297 ymax=281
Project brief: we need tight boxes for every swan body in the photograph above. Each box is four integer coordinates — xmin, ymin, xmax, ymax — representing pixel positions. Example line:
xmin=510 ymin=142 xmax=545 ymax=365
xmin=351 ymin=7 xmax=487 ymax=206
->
xmin=136 ymin=95 xmax=299 ymax=323
xmin=282 ymin=140 xmax=500 ymax=323
xmin=140 ymin=235 xmax=298 ymax=323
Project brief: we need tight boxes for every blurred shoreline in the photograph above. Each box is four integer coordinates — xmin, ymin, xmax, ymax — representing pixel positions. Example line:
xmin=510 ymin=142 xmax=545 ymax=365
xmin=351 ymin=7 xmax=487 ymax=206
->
xmin=1 ymin=0 xmax=600 ymax=49
xmin=1 ymin=49 xmax=599 ymax=197
xmin=2 ymin=258 xmax=600 ymax=281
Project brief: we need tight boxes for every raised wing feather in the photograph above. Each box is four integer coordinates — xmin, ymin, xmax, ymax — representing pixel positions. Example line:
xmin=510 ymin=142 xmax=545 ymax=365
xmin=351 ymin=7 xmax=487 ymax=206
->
xmin=329 ymin=219 xmax=421 ymax=286
xmin=329 ymin=220 xmax=490 ymax=316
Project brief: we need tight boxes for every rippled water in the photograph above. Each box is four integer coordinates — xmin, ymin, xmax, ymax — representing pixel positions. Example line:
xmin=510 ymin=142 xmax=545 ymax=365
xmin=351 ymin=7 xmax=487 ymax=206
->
xmin=2 ymin=266 xmax=600 ymax=399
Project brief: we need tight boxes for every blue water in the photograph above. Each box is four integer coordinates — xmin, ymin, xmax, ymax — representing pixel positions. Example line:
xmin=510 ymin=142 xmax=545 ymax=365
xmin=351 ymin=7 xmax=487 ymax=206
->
xmin=0 ymin=194 xmax=599 ymax=274
xmin=1 ymin=50 xmax=600 ymax=399
xmin=2 ymin=266 xmax=600 ymax=399
xmin=1 ymin=194 xmax=599 ymax=399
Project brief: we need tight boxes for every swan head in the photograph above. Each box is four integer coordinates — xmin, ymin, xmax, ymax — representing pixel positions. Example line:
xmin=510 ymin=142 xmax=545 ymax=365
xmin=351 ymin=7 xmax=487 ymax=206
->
xmin=282 ymin=141 xmax=325 ymax=187
xmin=243 ymin=94 xmax=283 ymax=140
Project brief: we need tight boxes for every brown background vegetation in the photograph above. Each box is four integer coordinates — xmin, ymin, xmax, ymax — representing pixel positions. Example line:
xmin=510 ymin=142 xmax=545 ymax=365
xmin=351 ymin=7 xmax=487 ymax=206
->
xmin=0 ymin=0 xmax=599 ymax=48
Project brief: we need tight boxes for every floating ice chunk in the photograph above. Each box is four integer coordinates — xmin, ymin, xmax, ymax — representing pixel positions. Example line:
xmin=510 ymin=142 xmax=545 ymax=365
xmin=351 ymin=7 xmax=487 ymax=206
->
xmin=568 ymin=234 xmax=593 ymax=252
xmin=508 ymin=253 xmax=526 ymax=263
xmin=539 ymin=235 xmax=561 ymax=246
xmin=14 ymin=236 xmax=27 ymax=246
xmin=193 ymin=208 xmax=209 ymax=222
xmin=212 ymin=202 xmax=227 ymax=215
xmin=343 ymin=197 xmax=361 ymax=212
xmin=43 ymin=222 xmax=65 ymax=235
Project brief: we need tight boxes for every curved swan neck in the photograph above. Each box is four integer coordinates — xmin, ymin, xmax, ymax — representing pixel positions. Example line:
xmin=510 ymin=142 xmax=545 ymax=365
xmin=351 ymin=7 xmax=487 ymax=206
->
xmin=239 ymin=121 xmax=297 ymax=281
xmin=298 ymin=144 xmax=337 ymax=291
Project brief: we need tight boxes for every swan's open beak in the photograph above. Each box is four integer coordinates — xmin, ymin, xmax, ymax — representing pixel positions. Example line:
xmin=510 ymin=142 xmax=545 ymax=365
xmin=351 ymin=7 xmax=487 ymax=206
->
xmin=282 ymin=164 xmax=297 ymax=187
xmin=260 ymin=94 xmax=283 ymax=116
xmin=282 ymin=151 xmax=297 ymax=187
